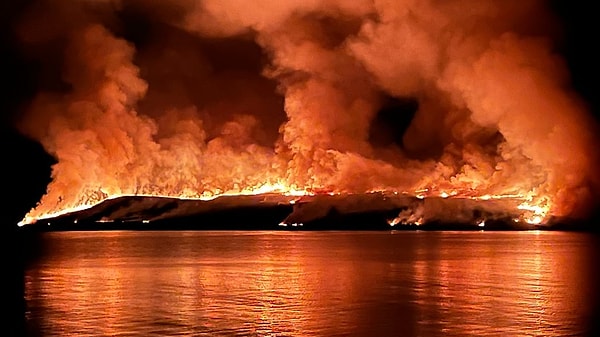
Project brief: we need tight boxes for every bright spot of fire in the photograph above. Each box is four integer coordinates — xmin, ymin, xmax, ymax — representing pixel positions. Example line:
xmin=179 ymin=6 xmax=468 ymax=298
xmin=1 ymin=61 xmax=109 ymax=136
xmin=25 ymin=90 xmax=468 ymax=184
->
xmin=526 ymin=216 xmax=543 ymax=225
xmin=517 ymin=198 xmax=551 ymax=225
xmin=387 ymin=211 xmax=423 ymax=226
xmin=278 ymin=222 xmax=303 ymax=227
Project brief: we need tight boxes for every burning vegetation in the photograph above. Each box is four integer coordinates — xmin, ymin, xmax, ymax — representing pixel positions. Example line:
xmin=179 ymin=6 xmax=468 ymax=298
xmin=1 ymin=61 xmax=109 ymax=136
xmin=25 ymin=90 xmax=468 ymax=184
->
xmin=14 ymin=0 xmax=600 ymax=228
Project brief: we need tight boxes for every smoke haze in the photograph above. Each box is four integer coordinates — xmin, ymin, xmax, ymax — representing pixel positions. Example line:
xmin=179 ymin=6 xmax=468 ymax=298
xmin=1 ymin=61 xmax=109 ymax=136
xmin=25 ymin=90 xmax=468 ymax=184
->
xmin=12 ymin=0 xmax=600 ymax=223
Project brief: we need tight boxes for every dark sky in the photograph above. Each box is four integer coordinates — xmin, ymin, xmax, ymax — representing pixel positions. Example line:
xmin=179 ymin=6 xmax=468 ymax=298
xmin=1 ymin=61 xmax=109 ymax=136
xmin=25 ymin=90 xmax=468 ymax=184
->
xmin=0 ymin=1 xmax=598 ymax=227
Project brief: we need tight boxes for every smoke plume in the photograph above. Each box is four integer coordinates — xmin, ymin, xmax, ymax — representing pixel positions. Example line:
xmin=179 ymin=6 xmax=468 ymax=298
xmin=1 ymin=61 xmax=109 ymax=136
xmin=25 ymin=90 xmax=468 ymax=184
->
xmin=14 ymin=0 xmax=600 ymax=223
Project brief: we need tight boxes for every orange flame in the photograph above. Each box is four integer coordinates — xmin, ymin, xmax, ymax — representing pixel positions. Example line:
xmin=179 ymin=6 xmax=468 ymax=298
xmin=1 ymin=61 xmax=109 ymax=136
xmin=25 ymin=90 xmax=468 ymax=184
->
xmin=15 ymin=2 xmax=599 ymax=227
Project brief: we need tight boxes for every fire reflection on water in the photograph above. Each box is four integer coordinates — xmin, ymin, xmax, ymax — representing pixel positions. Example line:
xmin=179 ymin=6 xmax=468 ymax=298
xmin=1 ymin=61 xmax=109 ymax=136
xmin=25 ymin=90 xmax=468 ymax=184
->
xmin=23 ymin=231 xmax=595 ymax=336
xmin=409 ymin=232 xmax=593 ymax=336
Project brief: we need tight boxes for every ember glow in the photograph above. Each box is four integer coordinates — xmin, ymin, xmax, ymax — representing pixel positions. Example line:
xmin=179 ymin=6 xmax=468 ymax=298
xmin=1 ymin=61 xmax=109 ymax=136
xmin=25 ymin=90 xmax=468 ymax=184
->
xmin=15 ymin=0 xmax=599 ymax=226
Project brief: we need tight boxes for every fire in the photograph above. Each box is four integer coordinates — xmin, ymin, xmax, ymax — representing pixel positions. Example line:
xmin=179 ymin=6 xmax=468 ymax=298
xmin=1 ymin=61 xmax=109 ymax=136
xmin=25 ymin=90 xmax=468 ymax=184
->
xmin=14 ymin=1 xmax=599 ymax=227
xmin=516 ymin=197 xmax=551 ymax=225
xmin=19 ymin=177 xmax=555 ymax=227
xmin=18 ymin=180 xmax=313 ymax=226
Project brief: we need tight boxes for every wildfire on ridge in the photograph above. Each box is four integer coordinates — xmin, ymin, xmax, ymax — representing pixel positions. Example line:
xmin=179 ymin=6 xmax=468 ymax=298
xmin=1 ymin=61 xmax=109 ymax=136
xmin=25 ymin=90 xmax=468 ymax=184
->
xmin=18 ymin=181 xmax=312 ymax=226
xmin=14 ymin=0 xmax=599 ymax=228
xmin=19 ymin=180 xmax=552 ymax=227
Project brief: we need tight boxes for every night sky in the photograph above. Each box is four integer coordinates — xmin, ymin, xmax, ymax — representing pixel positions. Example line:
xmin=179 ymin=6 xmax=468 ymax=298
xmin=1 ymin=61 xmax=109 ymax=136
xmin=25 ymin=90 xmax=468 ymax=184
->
xmin=0 ymin=1 xmax=598 ymax=228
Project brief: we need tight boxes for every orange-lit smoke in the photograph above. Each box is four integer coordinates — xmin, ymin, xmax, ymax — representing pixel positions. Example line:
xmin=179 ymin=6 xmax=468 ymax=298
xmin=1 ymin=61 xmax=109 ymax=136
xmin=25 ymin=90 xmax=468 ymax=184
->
xmin=15 ymin=0 xmax=599 ymax=224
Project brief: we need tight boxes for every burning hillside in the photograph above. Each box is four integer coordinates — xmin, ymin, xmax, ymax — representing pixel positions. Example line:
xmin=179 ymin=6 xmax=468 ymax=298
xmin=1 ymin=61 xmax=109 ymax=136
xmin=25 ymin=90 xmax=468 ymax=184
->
xmin=19 ymin=192 xmax=561 ymax=231
xmin=13 ymin=0 xmax=600 ymax=229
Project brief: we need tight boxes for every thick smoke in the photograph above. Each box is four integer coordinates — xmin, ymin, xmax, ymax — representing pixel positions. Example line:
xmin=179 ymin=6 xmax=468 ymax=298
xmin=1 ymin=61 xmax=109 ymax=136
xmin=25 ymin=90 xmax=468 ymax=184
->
xmin=15 ymin=0 xmax=599 ymax=222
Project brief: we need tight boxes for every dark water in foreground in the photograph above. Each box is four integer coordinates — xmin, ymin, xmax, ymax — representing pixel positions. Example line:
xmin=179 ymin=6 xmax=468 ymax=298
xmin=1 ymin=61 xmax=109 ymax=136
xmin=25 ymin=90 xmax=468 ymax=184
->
xmin=17 ymin=230 xmax=600 ymax=336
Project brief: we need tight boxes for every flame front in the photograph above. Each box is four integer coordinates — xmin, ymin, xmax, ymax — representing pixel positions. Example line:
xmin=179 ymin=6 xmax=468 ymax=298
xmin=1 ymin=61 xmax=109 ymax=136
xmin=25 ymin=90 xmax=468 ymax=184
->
xmin=16 ymin=1 xmax=599 ymax=226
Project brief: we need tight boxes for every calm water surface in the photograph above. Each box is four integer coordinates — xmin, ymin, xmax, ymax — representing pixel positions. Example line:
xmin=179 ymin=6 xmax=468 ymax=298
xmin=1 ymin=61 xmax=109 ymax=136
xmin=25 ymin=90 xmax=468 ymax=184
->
xmin=22 ymin=230 xmax=599 ymax=336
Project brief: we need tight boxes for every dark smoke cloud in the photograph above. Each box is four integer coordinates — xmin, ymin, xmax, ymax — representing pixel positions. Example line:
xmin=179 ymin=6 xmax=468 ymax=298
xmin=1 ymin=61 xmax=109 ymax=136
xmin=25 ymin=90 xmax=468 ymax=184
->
xmin=12 ymin=0 xmax=600 ymax=222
